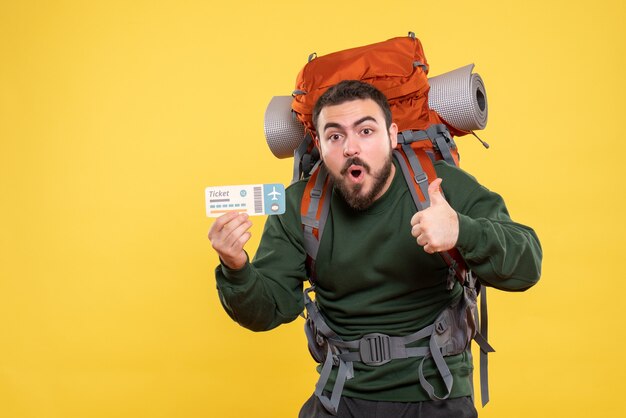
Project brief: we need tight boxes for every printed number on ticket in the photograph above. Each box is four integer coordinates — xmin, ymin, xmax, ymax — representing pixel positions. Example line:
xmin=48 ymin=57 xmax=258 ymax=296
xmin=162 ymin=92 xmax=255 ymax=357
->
xmin=205 ymin=184 xmax=286 ymax=217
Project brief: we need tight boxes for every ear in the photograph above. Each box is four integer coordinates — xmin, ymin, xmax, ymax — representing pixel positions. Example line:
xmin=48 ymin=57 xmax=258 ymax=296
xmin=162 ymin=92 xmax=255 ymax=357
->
xmin=313 ymin=133 xmax=323 ymax=159
xmin=389 ymin=123 xmax=398 ymax=148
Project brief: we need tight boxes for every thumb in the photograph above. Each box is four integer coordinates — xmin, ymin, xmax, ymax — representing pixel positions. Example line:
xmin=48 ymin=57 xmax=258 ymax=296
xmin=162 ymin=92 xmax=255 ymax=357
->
xmin=427 ymin=178 xmax=444 ymax=205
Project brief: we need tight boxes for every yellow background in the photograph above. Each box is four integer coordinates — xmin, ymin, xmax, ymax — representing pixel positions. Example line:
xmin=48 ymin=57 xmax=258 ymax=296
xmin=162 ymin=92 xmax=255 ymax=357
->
xmin=1 ymin=0 xmax=624 ymax=417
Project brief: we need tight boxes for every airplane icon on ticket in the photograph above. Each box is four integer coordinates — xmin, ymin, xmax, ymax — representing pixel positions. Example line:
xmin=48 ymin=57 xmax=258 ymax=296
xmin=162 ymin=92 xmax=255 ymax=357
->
xmin=268 ymin=186 xmax=281 ymax=201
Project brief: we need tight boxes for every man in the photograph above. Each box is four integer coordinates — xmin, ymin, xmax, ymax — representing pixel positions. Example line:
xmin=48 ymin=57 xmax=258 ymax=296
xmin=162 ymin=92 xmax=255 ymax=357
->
xmin=208 ymin=80 xmax=542 ymax=417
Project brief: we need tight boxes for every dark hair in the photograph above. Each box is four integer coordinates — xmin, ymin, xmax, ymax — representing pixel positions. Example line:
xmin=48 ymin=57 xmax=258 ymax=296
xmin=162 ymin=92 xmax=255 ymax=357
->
xmin=312 ymin=80 xmax=392 ymax=131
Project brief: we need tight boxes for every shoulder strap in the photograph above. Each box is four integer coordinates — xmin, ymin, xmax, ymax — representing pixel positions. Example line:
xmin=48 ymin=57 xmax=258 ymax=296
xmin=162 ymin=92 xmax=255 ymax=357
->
xmin=397 ymin=126 xmax=494 ymax=406
xmin=395 ymin=125 xmax=469 ymax=286
xmin=301 ymin=164 xmax=332 ymax=281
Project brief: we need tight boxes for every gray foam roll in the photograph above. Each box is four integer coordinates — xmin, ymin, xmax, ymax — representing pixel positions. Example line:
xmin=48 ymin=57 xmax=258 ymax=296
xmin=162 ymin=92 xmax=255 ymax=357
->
xmin=428 ymin=64 xmax=488 ymax=131
xmin=264 ymin=96 xmax=306 ymax=159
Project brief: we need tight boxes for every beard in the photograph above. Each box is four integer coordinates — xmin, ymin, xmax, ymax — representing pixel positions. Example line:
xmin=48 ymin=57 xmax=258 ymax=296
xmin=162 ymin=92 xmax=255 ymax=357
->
xmin=329 ymin=152 xmax=394 ymax=211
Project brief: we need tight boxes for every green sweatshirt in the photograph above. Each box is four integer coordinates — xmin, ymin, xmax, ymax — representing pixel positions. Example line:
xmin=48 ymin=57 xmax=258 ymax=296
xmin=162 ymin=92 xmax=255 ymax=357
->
xmin=215 ymin=159 xmax=542 ymax=402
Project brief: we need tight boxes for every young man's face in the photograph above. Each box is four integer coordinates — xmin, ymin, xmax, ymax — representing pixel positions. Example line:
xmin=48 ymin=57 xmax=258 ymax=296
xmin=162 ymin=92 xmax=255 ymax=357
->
xmin=316 ymin=98 xmax=398 ymax=210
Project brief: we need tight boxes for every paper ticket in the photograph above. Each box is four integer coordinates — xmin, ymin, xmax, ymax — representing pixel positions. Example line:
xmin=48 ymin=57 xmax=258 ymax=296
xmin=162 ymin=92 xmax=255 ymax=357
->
xmin=205 ymin=183 xmax=286 ymax=217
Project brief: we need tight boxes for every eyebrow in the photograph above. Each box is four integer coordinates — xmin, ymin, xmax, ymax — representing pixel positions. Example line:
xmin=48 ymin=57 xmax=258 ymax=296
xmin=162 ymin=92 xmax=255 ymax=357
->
xmin=322 ymin=116 xmax=378 ymax=133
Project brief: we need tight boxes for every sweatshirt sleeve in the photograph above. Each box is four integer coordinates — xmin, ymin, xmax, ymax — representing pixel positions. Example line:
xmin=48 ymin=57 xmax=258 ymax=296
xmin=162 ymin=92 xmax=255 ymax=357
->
xmin=436 ymin=162 xmax=543 ymax=291
xmin=214 ymin=183 xmax=308 ymax=332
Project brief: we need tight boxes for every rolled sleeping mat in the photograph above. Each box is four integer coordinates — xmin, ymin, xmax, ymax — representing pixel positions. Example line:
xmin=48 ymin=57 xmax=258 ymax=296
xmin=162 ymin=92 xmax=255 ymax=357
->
xmin=427 ymin=63 xmax=488 ymax=132
xmin=264 ymin=96 xmax=307 ymax=159
xmin=264 ymin=64 xmax=488 ymax=159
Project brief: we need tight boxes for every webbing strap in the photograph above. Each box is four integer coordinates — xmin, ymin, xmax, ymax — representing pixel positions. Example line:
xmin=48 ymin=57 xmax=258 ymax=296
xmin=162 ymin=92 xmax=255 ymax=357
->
xmin=393 ymin=149 xmax=429 ymax=211
xmin=304 ymin=287 xmax=340 ymax=340
xmin=334 ymin=326 xmax=434 ymax=365
xmin=417 ymin=335 xmax=454 ymax=401
xmin=477 ymin=287 xmax=495 ymax=406
xmin=293 ymin=133 xmax=313 ymax=184
xmin=397 ymin=129 xmax=429 ymax=144
xmin=318 ymin=179 xmax=332 ymax=248
xmin=302 ymin=165 xmax=329 ymax=262
xmin=305 ymin=288 xmax=353 ymax=415
xmin=402 ymin=144 xmax=431 ymax=208
xmin=338 ymin=345 xmax=431 ymax=364
xmin=316 ymin=347 xmax=352 ymax=415
xmin=427 ymin=125 xmax=457 ymax=166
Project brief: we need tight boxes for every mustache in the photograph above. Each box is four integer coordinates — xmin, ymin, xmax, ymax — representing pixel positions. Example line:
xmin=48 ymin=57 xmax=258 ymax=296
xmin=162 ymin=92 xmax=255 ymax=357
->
xmin=340 ymin=157 xmax=371 ymax=175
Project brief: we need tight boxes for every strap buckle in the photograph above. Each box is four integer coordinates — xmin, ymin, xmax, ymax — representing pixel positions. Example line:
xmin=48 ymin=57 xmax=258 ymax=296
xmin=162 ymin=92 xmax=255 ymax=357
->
xmin=359 ymin=333 xmax=392 ymax=366
xmin=414 ymin=171 xmax=428 ymax=186
xmin=310 ymin=187 xmax=322 ymax=199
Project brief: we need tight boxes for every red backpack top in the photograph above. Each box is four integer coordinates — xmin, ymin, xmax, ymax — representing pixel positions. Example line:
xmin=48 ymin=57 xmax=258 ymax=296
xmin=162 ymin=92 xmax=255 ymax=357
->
xmin=291 ymin=33 xmax=468 ymax=140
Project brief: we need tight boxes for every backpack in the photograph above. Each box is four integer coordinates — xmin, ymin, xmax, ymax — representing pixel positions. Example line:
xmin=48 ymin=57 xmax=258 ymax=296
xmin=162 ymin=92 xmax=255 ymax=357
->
xmin=264 ymin=32 xmax=493 ymax=414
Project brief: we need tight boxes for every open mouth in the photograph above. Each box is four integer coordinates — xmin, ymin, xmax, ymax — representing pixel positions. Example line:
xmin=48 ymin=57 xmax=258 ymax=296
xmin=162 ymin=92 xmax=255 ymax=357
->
xmin=347 ymin=165 xmax=365 ymax=182
xmin=341 ymin=158 xmax=369 ymax=184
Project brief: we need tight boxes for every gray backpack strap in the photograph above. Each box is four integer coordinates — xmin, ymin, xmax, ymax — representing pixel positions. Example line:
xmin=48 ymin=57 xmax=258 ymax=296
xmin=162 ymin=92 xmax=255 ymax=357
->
xmin=417 ymin=332 xmax=454 ymax=400
xmin=301 ymin=164 xmax=332 ymax=281
xmin=303 ymin=288 xmax=354 ymax=415
xmin=302 ymin=165 xmax=329 ymax=262
xmin=303 ymin=287 xmax=339 ymax=340
xmin=393 ymin=148 xmax=430 ymax=211
xmin=292 ymin=133 xmax=319 ymax=184
xmin=476 ymin=286 xmax=495 ymax=406
xmin=427 ymin=124 xmax=458 ymax=166
xmin=336 ymin=328 xmax=433 ymax=365
xmin=465 ymin=273 xmax=495 ymax=406
xmin=316 ymin=349 xmax=352 ymax=415
xmin=417 ymin=289 xmax=473 ymax=402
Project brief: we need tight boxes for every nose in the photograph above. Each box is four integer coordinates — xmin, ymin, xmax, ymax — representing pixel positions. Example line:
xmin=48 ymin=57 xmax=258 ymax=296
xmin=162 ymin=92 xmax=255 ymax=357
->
xmin=343 ymin=134 xmax=360 ymax=157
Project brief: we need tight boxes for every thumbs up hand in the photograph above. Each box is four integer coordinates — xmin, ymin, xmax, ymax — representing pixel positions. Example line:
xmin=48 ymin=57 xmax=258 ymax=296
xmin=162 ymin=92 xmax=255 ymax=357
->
xmin=410 ymin=178 xmax=459 ymax=254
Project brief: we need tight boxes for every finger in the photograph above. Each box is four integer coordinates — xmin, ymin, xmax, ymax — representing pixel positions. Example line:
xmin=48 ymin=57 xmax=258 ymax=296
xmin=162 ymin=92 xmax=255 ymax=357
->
xmin=411 ymin=223 xmax=422 ymax=238
xmin=227 ymin=218 xmax=253 ymax=249
xmin=211 ymin=219 xmax=252 ymax=262
xmin=410 ymin=211 xmax=422 ymax=227
xmin=423 ymin=243 xmax=436 ymax=254
xmin=416 ymin=233 xmax=428 ymax=247
xmin=217 ymin=211 xmax=241 ymax=229
xmin=219 ymin=214 xmax=251 ymax=246
xmin=427 ymin=178 xmax=444 ymax=205
xmin=209 ymin=215 xmax=249 ymax=254
xmin=208 ymin=212 xmax=241 ymax=239
xmin=220 ymin=229 xmax=252 ymax=257
xmin=236 ymin=230 xmax=252 ymax=249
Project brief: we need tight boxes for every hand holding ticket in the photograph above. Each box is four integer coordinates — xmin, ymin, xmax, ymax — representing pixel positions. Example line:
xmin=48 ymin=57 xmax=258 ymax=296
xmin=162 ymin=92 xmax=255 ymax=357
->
xmin=205 ymin=183 xmax=286 ymax=217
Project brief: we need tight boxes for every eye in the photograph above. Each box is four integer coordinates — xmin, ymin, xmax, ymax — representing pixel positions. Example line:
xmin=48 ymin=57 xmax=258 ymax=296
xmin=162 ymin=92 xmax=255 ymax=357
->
xmin=361 ymin=128 xmax=373 ymax=135
xmin=327 ymin=133 xmax=342 ymax=141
